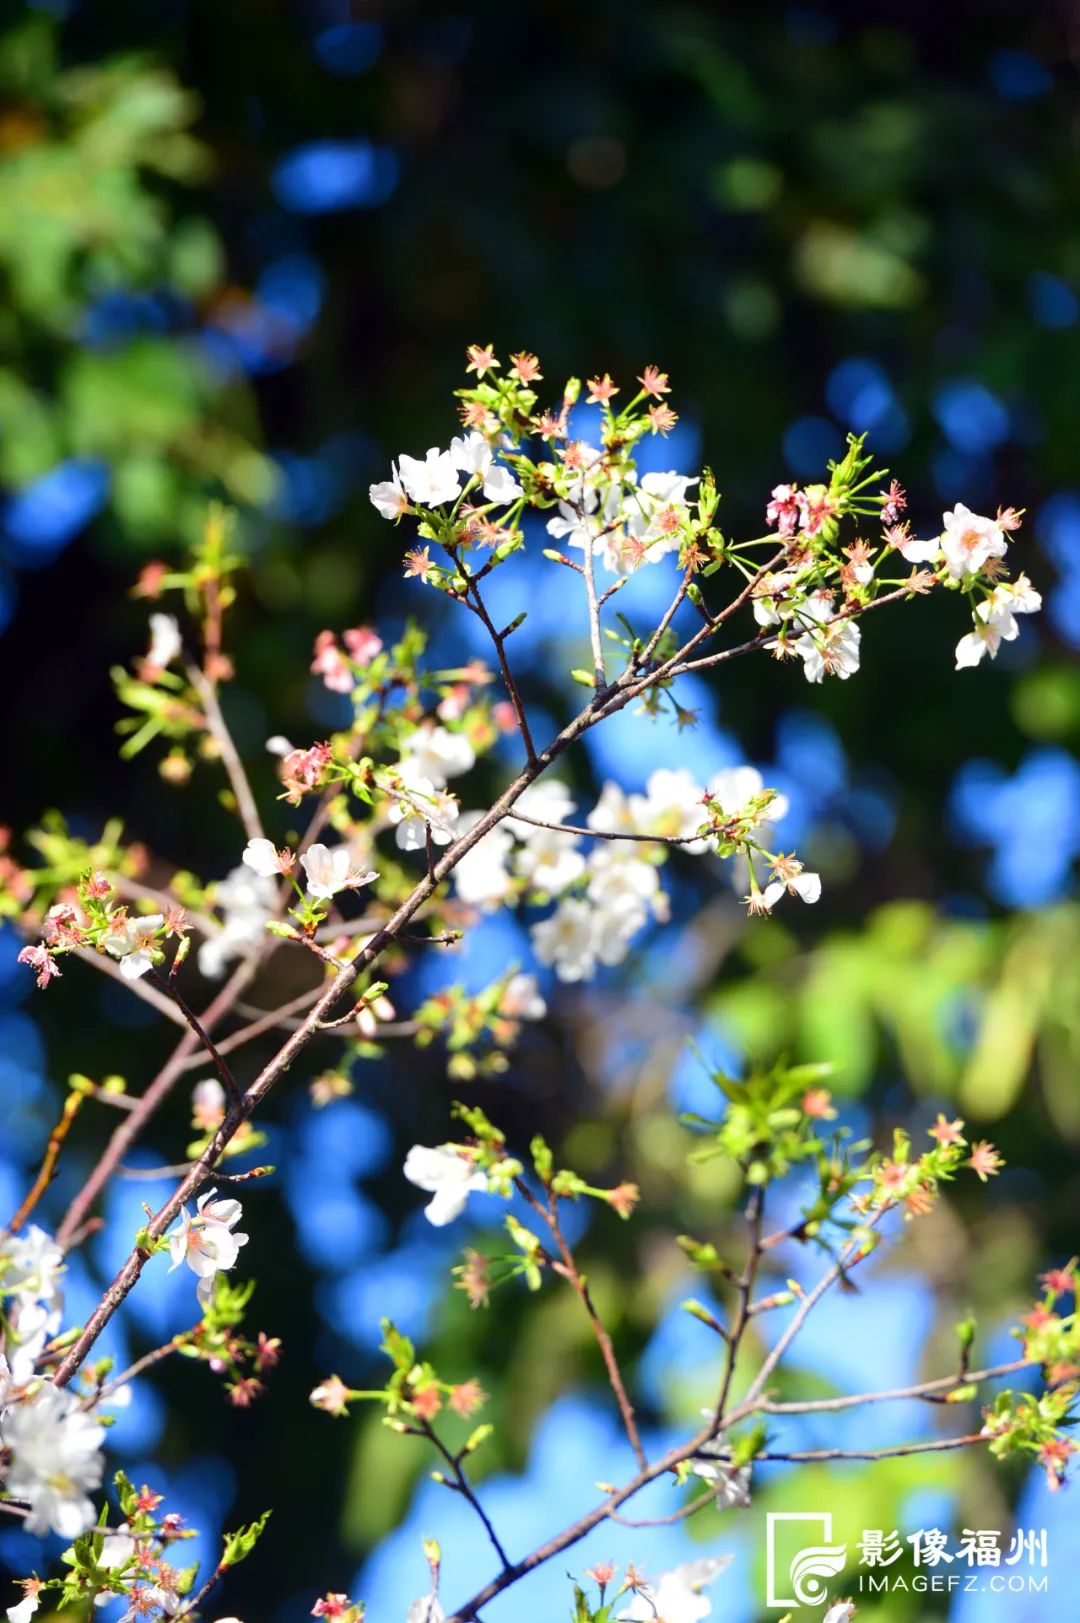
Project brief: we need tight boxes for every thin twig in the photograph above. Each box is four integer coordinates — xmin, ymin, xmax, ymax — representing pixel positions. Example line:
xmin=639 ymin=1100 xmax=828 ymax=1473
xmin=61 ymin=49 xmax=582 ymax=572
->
xmin=186 ymin=661 xmax=265 ymax=843
xmin=755 ymin=1434 xmax=985 ymax=1464
xmin=756 ymin=1357 xmax=1037 ymax=1416
xmin=8 ymin=1089 xmax=86 ymax=1231
xmin=508 ymin=810 xmax=705 ymax=846
xmin=150 ymin=970 xmax=243 ymax=1106
xmin=517 ymin=1179 xmax=646 ymax=1471
xmin=421 ymin=1419 xmax=511 ymax=1569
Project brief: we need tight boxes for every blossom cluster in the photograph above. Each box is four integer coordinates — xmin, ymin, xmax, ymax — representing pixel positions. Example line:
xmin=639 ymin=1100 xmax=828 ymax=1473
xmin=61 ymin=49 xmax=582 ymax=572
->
xmin=0 ymin=351 xmax=1055 ymax=1623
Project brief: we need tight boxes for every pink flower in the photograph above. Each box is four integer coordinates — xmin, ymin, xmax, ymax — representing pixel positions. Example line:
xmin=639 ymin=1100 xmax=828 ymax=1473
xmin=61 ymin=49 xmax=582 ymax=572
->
xmin=765 ymin=483 xmax=802 ymax=538
xmin=312 ymin=1593 xmax=353 ymax=1618
xmin=343 ymin=626 xmax=383 ymax=665
xmin=311 ymin=632 xmax=354 ymax=694
xmin=18 ymin=944 xmax=62 ymax=989
xmin=280 ymin=742 xmax=333 ymax=804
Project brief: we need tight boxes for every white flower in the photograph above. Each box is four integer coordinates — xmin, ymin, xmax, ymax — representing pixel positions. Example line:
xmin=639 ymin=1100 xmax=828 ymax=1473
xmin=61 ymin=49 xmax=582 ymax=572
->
xmin=690 ymin=1450 xmax=753 ymax=1508
xmin=531 ymin=897 xmax=597 ymax=982
xmin=300 ymin=843 xmax=355 ymax=900
xmin=241 ymin=837 xmax=289 ymax=878
xmin=147 ymin=613 xmax=182 ymax=669
xmin=514 ymin=826 xmax=585 ymax=896
xmin=6 ymin=1303 xmax=60 ymax=1388
xmin=762 ymin=868 xmax=822 ymax=910
xmin=397 ymin=447 xmax=462 ymax=507
xmin=510 ymin=781 xmax=585 ymax=894
xmin=954 ymin=574 xmax=1042 ymax=669
xmin=198 ymin=867 xmax=275 ymax=979
xmin=453 ymin=819 xmax=514 ymax=908
xmin=265 ymin=734 xmax=294 ymax=757
xmin=501 ymin=972 xmax=546 ymax=1021
xmin=481 ymin=463 xmax=523 ymax=504
xmin=752 ymin=568 xmax=804 ymax=627
xmin=891 ymin=531 xmax=940 ymax=564
xmin=619 ymin=1557 xmax=730 ymax=1623
xmin=587 ymin=851 xmax=658 ymax=919
xmin=1 ymin=1225 xmax=64 ymax=1311
xmin=389 ymin=780 xmax=460 ymax=851
xmin=822 ymin=1605 xmax=857 ymax=1623
xmin=369 ymin=465 xmax=409 ymax=521
xmin=7 ymin=1591 xmax=40 ymax=1623
xmin=168 ymin=1189 xmax=248 ymax=1307
xmin=940 ymin=503 xmax=1008 ymax=580
xmin=103 ymin=913 xmax=164 ymax=981
xmin=449 ymin=433 xmax=523 ymax=504
xmin=795 ymin=614 xmax=861 ymax=684
xmin=403 ymin=1146 xmax=487 ymax=1227
xmin=399 ymin=724 xmax=476 ymax=788
xmin=1 ymin=1382 xmax=106 ymax=1539
xmin=407 ymin=1596 xmax=446 ymax=1623
xmin=631 ymin=767 xmax=708 ymax=843
xmin=707 ymin=765 xmax=789 ymax=827
xmin=450 ymin=431 xmax=492 ymax=477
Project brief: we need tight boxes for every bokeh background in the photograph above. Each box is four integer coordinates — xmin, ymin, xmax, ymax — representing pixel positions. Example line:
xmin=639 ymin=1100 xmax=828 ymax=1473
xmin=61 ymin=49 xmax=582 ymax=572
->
xmin=2 ymin=1 xmax=1079 ymax=1618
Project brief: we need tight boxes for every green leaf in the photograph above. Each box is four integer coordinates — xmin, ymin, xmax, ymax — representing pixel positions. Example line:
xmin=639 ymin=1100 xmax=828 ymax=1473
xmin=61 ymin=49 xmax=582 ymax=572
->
xmin=221 ymin=1508 xmax=272 ymax=1568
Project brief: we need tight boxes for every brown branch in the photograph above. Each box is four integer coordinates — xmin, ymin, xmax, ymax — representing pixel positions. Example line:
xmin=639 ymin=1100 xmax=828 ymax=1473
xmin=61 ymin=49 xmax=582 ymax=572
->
xmin=150 ymin=970 xmax=243 ymax=1106
xmin=56 ymin=956 xmax=258 ymax=1248
xmin=71 ymin=945 xmax=186 ymax=1025
xmin=8 ymin=1089 xmax=85 ymax=1232
xmin=713 ymin=1183 xmax=765 ymax=1424
xmin=186 ymin=661 xmax=265 ymax=843
xmin=755 ymin=1434 xmax=985 ymax=1464
xmin=517 ymin=1179 xmax=646 ymax=1471
xmin=51 ymin=691 xmax=624 ymax=1382
xmin=581 ymin=527 xmax=607 ymax=690
xmin=460 ymin=564 xmax=537 ymax=762
xmin=508 ymin=811 xmax=706 ymax=847
xmin=756 ymin=1357 xmax=1037 ymax=1416
xmin=420 ymin=1418 xmax=511 ymax=1569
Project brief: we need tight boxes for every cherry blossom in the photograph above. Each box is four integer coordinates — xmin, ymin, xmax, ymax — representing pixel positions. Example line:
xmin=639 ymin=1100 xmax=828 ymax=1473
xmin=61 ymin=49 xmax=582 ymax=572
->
xmin=104 ymin=913 xmax=163 ymax=981
xmin=146 ymin=613 xmax=182 ymax=670
xmin=388 ymin=780 xmax=461 ymax=852
xmin=368 ymin=465 xmax=409 ymax=521
xmin=192 ymin=1078 xmax=227 ymax=1132
xmin=765 ymin=482 xmax=803 ymax=538
xmin=452 ymin=818 xmax=515 ymax=908
xmin=7 ymin=1586 xmax=41 ymax=1623
xmin=501 ymin=972 xmax=546 ymax=1021
xmin=168 ymin=1190 xmax=249 ymax=1307
xmin=403 ymin=1146 xmax=488 ymax=1226
xmin=940 ymin=503 xmax=1008 ymax=580
xmin=1 ymin=1382 xmax=106 ymax=1538
xmin=619 ymin=1557 xmax=730 ymax=1622
xmin=707 ymin=765 xmax=789 ymax=829
xmin=762 ymin=857 xmax=822 ymax=910
xmin=242 ymin=837 xmax=292 ymax=878
xmin=449 ymin=432 xmax=524 ymax=503
xmin=794 ymin=603 xmax=861 ymax=683
xmin=955 ymin=574 xmax=1042 ymax=669
xmin=398 ymin=724 xmax=476 ymax=787
xmin=396 ymin=448 xmax=462 ymax=508
xmin=16 ymin=944 xmax=60 ymax=989
xmin=198 ymin=866 xmax=274 ymax=979
xmin=531 ymin=897 xmax=599 ymax=982
xmin=299 ymin=843 xmax=376 ymax=901
xmin=311 ymin=631 xmax=355 ymax=694
xmin=406 ymin=1597 xmax=445 ymax=1623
